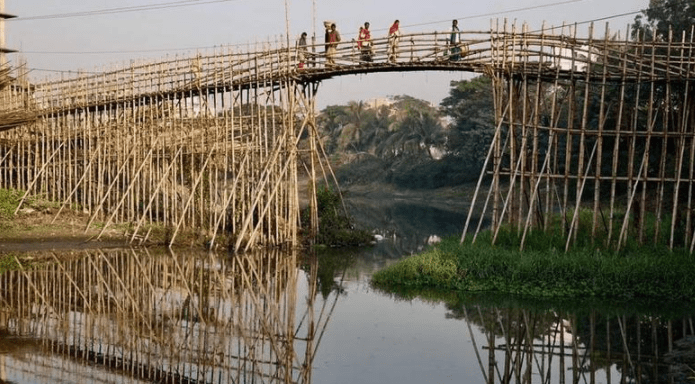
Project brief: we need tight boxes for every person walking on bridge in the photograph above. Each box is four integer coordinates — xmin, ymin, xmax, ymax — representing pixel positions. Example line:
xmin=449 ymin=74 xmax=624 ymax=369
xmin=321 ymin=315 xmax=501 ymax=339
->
xmin=326 ymin=23 xmax=341 ymax=66
xmin=388 ymin=20 xmax=400 ymax=63
xmin=449 ymin=19 xmax=461 ymax=61
xmin=358 ymin=22 xmax=373 ymax=62
xmin=298 ymin=32 xmax=308 ymax=69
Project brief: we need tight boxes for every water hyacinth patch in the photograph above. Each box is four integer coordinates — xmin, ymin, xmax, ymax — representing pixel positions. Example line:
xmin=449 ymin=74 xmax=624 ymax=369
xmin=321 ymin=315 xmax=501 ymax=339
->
xmin=372 ymin=221 xmax=695 ymax=301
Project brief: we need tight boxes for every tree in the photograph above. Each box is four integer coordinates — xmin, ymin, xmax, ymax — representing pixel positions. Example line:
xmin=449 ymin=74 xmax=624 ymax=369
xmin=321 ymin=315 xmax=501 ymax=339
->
xmin=380 ymin=95 xmax=446 ymax=160
xmin=632 ymin=0 xmax=695 ymax=41
xmin=440 ymin=75 xmax=494 ymax=134
xmin=438 ymin=76 xmax=496 ymax=178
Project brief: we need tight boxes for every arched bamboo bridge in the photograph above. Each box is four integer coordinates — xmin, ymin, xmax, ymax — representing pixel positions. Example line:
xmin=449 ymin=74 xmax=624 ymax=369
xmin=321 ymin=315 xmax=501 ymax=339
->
xmin=2 ymin=21 xmax=695 ymax=252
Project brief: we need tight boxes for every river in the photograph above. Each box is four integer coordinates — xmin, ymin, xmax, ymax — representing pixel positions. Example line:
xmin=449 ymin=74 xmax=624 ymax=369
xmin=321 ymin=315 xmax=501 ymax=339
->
xmin=1 ymin=187 xmax=694 ymax=383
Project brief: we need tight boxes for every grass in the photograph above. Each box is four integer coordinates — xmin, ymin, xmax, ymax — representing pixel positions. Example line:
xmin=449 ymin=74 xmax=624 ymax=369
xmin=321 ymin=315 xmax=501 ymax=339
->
xmin=372 ymin=208 xmax=695 ymax=302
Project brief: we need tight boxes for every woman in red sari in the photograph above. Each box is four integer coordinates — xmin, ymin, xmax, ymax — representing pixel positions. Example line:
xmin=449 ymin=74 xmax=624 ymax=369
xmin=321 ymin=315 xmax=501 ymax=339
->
xmin=388 ymin=20 xmax=400 ymax=63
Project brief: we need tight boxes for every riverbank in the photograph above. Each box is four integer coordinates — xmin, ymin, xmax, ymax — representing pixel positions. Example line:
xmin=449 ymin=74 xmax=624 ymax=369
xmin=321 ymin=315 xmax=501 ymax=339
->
xmin=0 ymin=210 xmax=133 ymax=252
xmin=0 ymin=188 xmax=213 ymax=253
xmin=372 ymin=224 xmax=695 ymax=302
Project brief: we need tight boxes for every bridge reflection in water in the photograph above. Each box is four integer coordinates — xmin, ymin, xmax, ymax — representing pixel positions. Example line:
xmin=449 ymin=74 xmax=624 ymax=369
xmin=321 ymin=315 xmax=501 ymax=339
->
xmin=0 ymin=249 xmax=331 ymax=384
xmin=0 ymin=249 xmax=694 ymax=383
xmin=453 ymin=302 xmax=695 ymax=384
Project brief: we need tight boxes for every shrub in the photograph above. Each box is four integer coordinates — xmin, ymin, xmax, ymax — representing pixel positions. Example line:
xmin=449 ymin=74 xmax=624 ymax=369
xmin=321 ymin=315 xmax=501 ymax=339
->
xmin=0 ymin=188 xmax=22 ymax=220
xmin=302 ymin=185 xmax=373 ymax=247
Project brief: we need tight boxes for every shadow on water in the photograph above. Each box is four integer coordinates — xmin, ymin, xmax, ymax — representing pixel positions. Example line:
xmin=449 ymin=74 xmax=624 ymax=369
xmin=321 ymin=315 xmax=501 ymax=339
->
xmin=342 ymin=191 xmax=695 ymax=384
xmin=0 ymin=247 xmax=694 ymax=383
xmin=371 ymin=284 xmax=695 ymax=384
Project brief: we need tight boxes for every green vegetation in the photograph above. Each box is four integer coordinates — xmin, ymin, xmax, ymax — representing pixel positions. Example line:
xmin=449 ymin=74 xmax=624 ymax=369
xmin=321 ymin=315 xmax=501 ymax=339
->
xmin=317 ymin=91 xmax=495 ymax=189
xmin=632 ymin=0 xmax=694 ymax=41
xmin=0 ymin=188 xmax=22 ymax=220
xmin=302 ymin=185 xmax=373 ymax=247
xmin=0 ymin=253 xmax=21 ymax=274
xmin=372 ymin=210 xmax=695 ymax=302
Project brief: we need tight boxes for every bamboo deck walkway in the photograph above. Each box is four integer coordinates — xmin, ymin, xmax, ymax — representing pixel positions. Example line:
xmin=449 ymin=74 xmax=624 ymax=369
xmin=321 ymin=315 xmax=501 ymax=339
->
xmin=1 ymin=20 xmax=695 ymax=251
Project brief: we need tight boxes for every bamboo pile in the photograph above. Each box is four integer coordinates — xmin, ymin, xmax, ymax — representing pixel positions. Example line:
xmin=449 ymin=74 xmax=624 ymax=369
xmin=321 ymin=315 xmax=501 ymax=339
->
xmin=0 ymin=43 xmax=324 ymax=251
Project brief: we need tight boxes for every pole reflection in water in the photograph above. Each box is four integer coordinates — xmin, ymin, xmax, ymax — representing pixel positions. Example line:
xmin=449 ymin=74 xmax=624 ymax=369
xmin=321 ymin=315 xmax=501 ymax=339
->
xmin=454 ymin=303 xmax=695 ymax=384
xmin=0 ymin=248 xmax=329 ymax=384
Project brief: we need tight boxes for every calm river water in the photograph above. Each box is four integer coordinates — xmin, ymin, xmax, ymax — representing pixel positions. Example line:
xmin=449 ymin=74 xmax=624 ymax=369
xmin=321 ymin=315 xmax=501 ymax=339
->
xmin=1 ymin=190 xmax=694 ymax=383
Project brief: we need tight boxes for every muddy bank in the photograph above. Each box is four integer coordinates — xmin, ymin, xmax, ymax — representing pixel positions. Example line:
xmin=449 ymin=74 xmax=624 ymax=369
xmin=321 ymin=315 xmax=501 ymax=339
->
xmin=0 ymin=210 xmax=131 ymax=253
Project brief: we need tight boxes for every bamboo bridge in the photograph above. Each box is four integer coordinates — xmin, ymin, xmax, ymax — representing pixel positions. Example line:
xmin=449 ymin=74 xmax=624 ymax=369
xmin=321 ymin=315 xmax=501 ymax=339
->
xmin=2 ymin=20 xmax=695 ymax=251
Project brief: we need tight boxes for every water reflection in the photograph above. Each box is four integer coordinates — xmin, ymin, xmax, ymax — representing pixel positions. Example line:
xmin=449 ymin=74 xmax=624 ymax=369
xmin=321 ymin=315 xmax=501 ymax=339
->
xmin=1 ymin=248 xmax=695 ymax=384
xmin=437 ymin=296 xmax=695 ymax=384
xmin=0 ymin=249 xmax=327 ymax=384
xmin=345 ymin=195 xmax=477 ymax=257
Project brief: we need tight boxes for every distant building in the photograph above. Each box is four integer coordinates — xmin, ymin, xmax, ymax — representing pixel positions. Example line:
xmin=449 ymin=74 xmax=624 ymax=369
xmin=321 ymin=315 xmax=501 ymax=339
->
xmin=365 ymin=97 xmax=394 ymax=109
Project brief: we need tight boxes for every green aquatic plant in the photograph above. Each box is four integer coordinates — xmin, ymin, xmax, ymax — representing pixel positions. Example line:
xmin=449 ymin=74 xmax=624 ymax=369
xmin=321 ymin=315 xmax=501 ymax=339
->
xmin=371 ymin=249 xmax=459 ymax=288
xmin=0 ymin=253 xmax=21 ymax=274
xmin=372 ymin=210 xmax=695 ymax=302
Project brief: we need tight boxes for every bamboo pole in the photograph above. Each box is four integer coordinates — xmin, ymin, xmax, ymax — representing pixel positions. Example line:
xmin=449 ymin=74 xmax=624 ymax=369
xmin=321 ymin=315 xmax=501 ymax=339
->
xmin=13 ymin=141 xmax=65 ymax=215
xmin=208 ymin=153 xmax=248 ymax=249
xmin=51 ymin=142 xmax=103 ymax=224
xmin=591 ymin=23 xmax=610 ymax=239
xmin=168 ymin=149 xmax=214 ymax=247
xmin=95 ymin=143 xmax=158 ymax=240
xmin=83 ymin=145 xmax=139 ymax=231
xmin=128 ymin=147 xmax=182 ymax=243
xmin=654 ymin=28 xmax=674 ymax=244
xmin=461 ymin=103 xmax=509 ymax=243
xmin=608 ymin=25 xmax=631 ymax=246
xmin=669 ymin=29 xmax=691 ymax=249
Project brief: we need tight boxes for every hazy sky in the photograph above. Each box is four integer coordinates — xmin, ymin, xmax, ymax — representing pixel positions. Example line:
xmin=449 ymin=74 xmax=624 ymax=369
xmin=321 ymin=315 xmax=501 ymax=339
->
xmin=4 ymin=0 xmax=649 ymax=109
